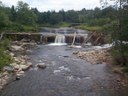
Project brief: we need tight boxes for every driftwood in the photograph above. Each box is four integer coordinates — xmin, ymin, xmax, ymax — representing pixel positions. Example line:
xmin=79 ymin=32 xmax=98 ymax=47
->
xmin=84 ymin=31 xmax=105 ymax=45
xmin=0 ymin=33 xmax=3 ymax=41
xmin=84 ymin=32 xmax=95 ymax=43
xmin=71 ymin=32 xmax=76 ymax=45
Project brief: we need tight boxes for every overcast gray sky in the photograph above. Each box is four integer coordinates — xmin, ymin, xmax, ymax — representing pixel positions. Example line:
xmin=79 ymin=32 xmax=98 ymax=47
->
xmin=1 ymin=0 xmax=100 ymax=12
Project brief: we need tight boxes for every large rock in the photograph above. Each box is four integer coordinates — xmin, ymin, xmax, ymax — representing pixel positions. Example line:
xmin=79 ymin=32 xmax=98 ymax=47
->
xmin=9 ymin=45 xmax=24 ymax=51
xmin=14 ymin=65 xmax=20 ymax=70
xmin=20 ymin=65 xmax=31 ymax=71
xmin=9 ymin=52 xmax=15 ymax=57
xmin=2 ymin=66 xmax=14 ymax=72
xmin=27 ymin=62 xmax=33 ymax=67
xmin=37 ymin=63 xmax=47 ymax=69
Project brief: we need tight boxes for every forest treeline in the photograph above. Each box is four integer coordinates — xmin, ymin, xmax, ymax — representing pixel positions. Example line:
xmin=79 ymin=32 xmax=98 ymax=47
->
xmin=0 ymin=0 xmax=118 ymax=32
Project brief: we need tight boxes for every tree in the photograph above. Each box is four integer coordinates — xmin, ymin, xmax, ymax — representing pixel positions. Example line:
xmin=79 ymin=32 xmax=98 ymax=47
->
xmin=0 ymin=10 xmax=10 ymax=30
xmin=59 ymin=9 xmax=66 ymax=21
xmin=49 ymin=13 xmax=63 ymax=25
xmin=11 ymin=5 xmax=17 ymax=21
xmin=101 ymin=0 xmax=128 ymax=66
xmin=0 ymin=1 xmax=3 ymax=7
xmin=16 ymin=1 xmax=37 ymax=25
xmin=66 ymin=10 xmax=79 ymax=23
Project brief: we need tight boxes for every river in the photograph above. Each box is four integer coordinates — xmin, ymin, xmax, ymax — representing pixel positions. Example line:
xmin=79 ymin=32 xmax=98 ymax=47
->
xmin=1 ymin=45 xmax=128 ymax=96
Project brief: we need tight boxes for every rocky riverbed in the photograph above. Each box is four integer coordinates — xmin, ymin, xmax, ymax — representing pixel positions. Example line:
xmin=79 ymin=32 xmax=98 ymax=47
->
xmin=0 ymin=41 xmax=39 ymax=89
xmin=75 ymin=49 xmax=112 ymax=64
xmin=1 ymin=42 xmax=128 ymax=96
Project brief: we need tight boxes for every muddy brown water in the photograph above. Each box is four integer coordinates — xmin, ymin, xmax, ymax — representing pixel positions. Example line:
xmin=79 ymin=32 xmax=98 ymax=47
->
xmin=1 ymin=45 xmax=128 ymax=96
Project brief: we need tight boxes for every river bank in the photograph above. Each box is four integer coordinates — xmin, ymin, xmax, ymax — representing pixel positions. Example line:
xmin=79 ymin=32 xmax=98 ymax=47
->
xmin=1 ymin=44 xmax=128 ymax=96
xmin=0 ymin=41 xmax=39 ymax=89
xmin=74 ymin=45 xmax=128 ymax=86
xmin=0 ymin=41 xmax=128 ymax=96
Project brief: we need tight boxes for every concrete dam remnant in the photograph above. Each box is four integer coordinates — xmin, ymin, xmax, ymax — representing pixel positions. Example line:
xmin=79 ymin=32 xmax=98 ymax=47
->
xmin=4 ymin=33 xmax=87 ymax=45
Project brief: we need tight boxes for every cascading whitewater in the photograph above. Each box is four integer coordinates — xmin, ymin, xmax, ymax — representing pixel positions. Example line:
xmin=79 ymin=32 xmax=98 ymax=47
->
xmin=55 ymin=35 xmax=65 ymax=43
xmin=48 ymin=34 xmax=67 ymax=46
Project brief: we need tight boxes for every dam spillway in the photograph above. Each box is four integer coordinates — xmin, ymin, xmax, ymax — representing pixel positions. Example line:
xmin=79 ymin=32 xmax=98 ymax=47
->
xmin=4 ymin=33 xmax=88 ymax=44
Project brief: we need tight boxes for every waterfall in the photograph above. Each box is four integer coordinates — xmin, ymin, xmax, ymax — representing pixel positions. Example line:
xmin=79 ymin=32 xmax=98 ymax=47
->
xmin=48 ymin=34 xmax=67 ymax=46
xmin=40 ymin=35 xmax=43 ymax=43
xmin=55 ymin=35 xmax=65 ymax=43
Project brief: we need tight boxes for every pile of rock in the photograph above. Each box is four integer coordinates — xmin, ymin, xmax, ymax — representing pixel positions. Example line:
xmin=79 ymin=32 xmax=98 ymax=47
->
xmin=0 ymin=41 xmax=36 ymax=89
xmin=0 ymin=54 xmax=33 ymax=89
xmin=0 ymin=72 xmax=10 ymax=89
xmin=9 ymin=41 xmax=38 ymax=53
xmin=76 ymin=49 xmax=112 ymax=64
xmin=11 ymin=55 xmax=32 ymax=74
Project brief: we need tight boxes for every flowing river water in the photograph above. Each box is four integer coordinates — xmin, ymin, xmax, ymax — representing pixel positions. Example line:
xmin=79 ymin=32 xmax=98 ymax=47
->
xmin=1 ymin=45 xmax=128 ymax=96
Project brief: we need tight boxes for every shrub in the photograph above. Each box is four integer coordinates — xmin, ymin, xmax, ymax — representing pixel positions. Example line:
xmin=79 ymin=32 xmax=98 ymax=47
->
xmin=0 ymin=39 xmax=12 ymax=70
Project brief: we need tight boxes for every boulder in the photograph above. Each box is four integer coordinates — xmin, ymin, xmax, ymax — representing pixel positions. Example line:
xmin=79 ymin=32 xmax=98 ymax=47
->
xmin=27 ymin=62 xmax=32 ymax=67
xmin=15 ymin=75 xmax=20 ymax=80
xmin=9 ymin=52 xmax=15 ymax=57
xmin=20 ymin=65 xmax=30 ymax=71
xmin=9 ymin=45 xmax=24 ymax=52
xmin=2 ymin=66 xmax=14 ymax=72
xmin=18 ymin=71 xmax=24 ymax=74
xmin=14 ymin=65 xmax=20 ymax=70
xmin=37 ymin=63 xmax=47 ymax=69
xmin=3 ymin=72 xmax=9 ymax=76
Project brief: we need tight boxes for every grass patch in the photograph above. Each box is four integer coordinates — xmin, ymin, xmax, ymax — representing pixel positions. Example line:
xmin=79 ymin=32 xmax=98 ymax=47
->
xmin=75 ymin=25 xmax=102 ymax=31
xmin=40 ymin=22 xmax=70 ymax=28
xmin=58 ymin=22 xmax=70 ymax=27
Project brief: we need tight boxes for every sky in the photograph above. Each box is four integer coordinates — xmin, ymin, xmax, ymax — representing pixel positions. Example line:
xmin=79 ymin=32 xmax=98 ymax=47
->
xmin=1 ymin=0 xmax=101 ymax=12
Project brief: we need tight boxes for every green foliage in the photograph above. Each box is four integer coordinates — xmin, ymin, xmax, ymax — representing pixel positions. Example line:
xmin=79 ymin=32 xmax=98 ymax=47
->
xmin=100 ymin=0 xmax=128 ymax=67
xmin=0 ymin=38 xmax=9 ymax=48
xmin=0 ymin=49 xmax=12 ymax=69
xmin=16 ymin=1 xmax=37 ymax=25
xmin=122 ymin=67 xmax=128 ymax=73
xmin=76 ymin=24 xmax=102 ymax=31
xmin=59 ymin=22 xmax=70 ymax=27
xmin=8 ymin=23 xmax=39 ymax=32
xmin=0 ymin=0 xmax=120 ymax=32
xmin=49 ymin=13 xmax=63 ymax=25
xmin=91 ymin=18 xmax=111 ymax=26
xmin=0 ymin=10 xmax=10 ymax=30
xmin=9 ymin=23 xmax=25 ymax=32
xmin=0 ymin=39 xmax=12 ymax=70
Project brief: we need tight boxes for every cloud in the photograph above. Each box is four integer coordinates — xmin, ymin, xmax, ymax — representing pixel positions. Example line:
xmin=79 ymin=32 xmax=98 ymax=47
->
xmin=1 ymin=0 xmax=100 ymax=12
xmin=1 ymin=0 xmax=18 ymax=6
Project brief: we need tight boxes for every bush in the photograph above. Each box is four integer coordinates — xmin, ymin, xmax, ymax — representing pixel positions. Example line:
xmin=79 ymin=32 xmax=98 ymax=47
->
xmin=111 ymin=44 xmax=128 ymax=66
xmin=76 ymin=24 xmax=102 ymax=31
xmin=0 ymin=39 xmax=12 ymax=70
xmin=0 ymin=38 xmax=9 ymax=48
xmin=9 ymin=23 xmax=25 ymax=32
xmin=0 ymin=49 xmax=12 ymax=69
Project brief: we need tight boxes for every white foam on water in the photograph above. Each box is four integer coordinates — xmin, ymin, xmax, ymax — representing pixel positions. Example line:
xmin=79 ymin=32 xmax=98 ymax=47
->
xmin=68 ymin=45 xmax=82 ymax=48
xmin=66 ymin=75 xmax=81 ymax=81
xmin=53 ymin=70 xmax=61 ymax=73
xmin=75 ymin=46 xmax=82 ymax=48
xmin=93 ymin=44 xmax=112 ymax=49
xmin=48 ymin=43 xmax=67 ymax=46
xmin=59 ymin=66 xmax=70 ymax=72
xmin=67 ymin=76 xmax=74 ymax=80
xmin=48 ymin=34 xmax=67 ymax=46
xmin=53 ymin=66 xmax=70 ymax=74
